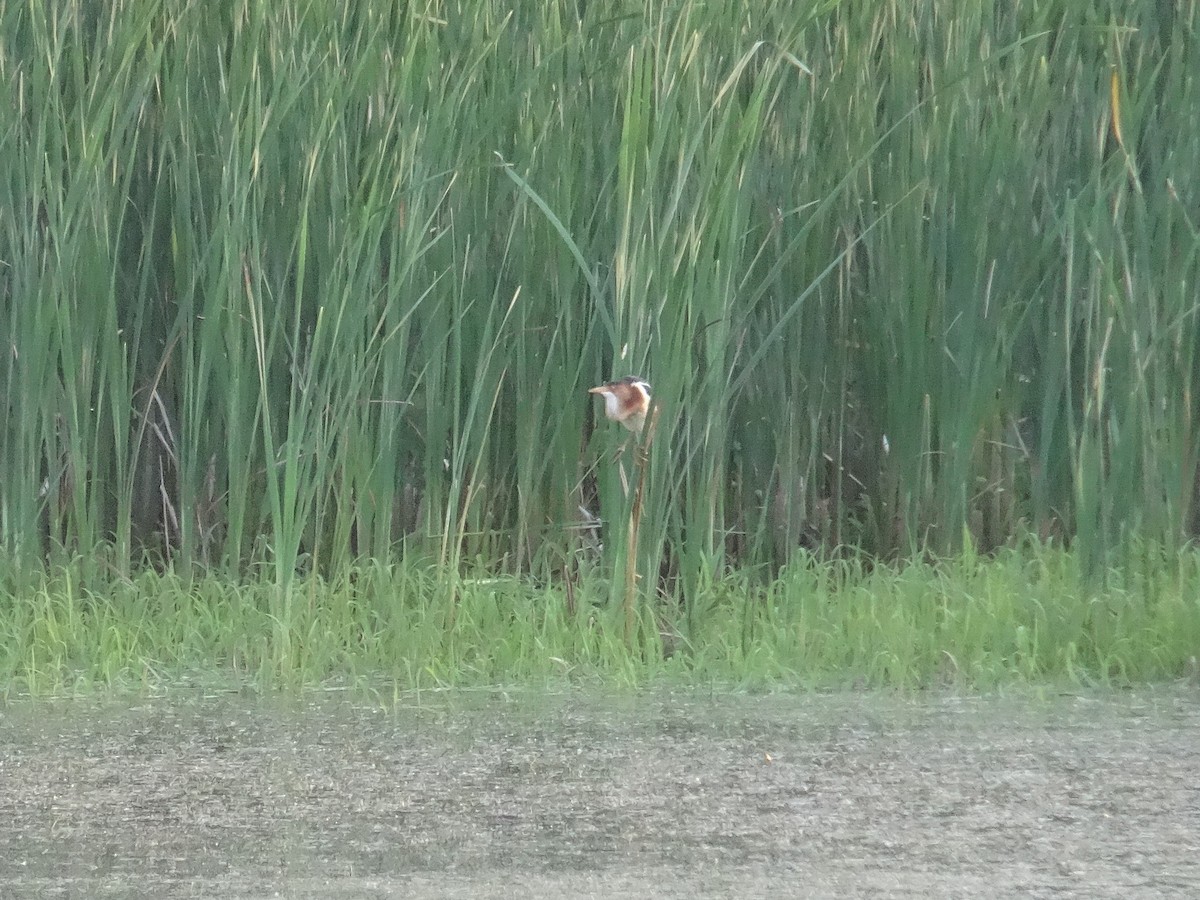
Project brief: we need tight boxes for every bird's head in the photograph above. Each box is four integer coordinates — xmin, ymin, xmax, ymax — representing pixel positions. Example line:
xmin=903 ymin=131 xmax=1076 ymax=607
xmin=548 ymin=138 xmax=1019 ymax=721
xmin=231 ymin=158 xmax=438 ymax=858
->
xmin=588 ymin=376 xmax=652 ymax=433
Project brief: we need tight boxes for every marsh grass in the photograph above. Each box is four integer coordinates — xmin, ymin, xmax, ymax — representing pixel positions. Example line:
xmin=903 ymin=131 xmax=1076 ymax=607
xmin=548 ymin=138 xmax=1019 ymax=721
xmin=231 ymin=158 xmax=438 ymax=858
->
xmin=1 ymin=543 xmax=1197 ymax=696
xmin=1 ymin=1 xmax=1198 ymax=688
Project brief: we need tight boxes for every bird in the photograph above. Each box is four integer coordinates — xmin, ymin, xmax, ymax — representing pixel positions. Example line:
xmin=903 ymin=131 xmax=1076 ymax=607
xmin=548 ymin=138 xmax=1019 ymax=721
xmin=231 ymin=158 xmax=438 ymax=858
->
xmin=588 ymin=376 xmax=652 ymax=434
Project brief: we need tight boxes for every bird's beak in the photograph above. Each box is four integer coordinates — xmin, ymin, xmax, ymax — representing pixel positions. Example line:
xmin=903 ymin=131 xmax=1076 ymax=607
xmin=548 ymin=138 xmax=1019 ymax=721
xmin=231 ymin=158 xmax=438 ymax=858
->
xmin=587 ymin=385 xmax=610 ymax=396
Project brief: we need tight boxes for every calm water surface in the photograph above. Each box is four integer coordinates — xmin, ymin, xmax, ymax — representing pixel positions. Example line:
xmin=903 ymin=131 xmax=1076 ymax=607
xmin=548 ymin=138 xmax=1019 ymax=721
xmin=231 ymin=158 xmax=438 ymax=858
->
xmin=1 ymin=686 xmax=1198 ymax=898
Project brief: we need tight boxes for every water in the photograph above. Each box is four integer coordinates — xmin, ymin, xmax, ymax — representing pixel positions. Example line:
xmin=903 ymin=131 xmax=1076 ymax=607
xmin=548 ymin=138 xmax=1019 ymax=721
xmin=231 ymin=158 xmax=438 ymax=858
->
xmin=1 ymin=687 xmax=1198 ymax=898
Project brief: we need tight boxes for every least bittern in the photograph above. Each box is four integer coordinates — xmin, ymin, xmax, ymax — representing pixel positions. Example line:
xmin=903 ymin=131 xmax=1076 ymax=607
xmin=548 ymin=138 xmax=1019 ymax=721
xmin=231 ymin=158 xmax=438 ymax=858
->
xmin=588 ymin=376 xmax=652 ymax=434
xmin=588 ymin=376 xmax=654 ymax=636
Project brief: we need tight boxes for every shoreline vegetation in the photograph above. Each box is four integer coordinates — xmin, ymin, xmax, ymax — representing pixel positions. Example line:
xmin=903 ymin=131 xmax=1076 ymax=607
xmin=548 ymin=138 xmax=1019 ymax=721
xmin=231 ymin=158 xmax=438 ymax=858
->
xmin=3 ymin=543 xmax=1199 ymax=695
xmin=2 ymin=3 xmax=1198 ymax=693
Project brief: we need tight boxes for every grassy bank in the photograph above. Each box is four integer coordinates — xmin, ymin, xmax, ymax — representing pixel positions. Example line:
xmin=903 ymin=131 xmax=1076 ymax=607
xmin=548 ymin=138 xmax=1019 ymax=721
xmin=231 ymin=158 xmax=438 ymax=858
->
xmin=3 ymin=545 xmax=1198 ymax=696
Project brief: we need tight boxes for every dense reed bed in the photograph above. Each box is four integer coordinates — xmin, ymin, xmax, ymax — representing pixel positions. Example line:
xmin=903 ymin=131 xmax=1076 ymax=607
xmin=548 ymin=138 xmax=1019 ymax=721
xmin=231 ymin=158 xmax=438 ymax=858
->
xmin=1 ymin=1 xmax=1198 ymax=689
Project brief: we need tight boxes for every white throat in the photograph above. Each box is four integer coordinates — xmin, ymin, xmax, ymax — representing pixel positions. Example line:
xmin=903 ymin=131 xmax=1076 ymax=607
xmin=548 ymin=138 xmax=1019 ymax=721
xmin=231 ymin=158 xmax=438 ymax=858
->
xmin=602 ymin=392 xmax=622 ymax=421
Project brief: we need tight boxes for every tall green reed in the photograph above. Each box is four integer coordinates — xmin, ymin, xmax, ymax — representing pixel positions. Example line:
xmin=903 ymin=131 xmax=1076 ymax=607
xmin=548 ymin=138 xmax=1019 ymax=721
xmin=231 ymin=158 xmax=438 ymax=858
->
xmin=1 ymin=0 xmax=1197 ymax=598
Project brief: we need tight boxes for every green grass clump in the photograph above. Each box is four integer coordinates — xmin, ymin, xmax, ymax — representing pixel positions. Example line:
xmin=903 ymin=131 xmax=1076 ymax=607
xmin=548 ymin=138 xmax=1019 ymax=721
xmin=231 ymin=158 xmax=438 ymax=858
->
xmin=2 ymin=545 xmax=1197 ymax=696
